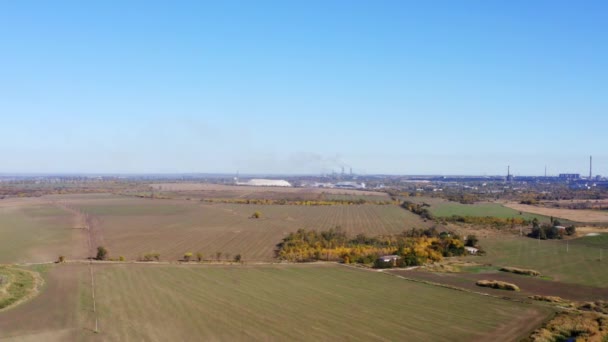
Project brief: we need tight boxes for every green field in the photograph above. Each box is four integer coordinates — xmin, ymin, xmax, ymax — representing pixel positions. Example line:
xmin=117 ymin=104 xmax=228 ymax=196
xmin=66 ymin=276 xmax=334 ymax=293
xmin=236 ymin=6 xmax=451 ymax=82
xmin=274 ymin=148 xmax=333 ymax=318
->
xmin=571 ymin=233 xmax=608 ymax=248
xmin=469 ymin=235 xmax=608 ymax=287
xmin=430 ymin=202 xmax=547 ymax=221
xmin=0 ymin=202 xmax=87 ymax=263
xmin=0 ymin=264 xmax=552 ymax=341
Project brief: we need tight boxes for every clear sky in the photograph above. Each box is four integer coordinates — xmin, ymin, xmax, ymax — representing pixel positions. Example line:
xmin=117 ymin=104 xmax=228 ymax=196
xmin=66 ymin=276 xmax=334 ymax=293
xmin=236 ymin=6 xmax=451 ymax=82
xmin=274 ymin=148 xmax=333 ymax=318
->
xmin=1 ymin=1 xmax=606 ymax=175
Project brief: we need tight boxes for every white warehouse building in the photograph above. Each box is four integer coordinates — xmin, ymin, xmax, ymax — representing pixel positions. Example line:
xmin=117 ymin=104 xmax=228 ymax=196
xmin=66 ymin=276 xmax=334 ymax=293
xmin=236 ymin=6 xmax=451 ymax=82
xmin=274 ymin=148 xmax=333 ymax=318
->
xmin=239 ymin=179 xmax=292 ymax=187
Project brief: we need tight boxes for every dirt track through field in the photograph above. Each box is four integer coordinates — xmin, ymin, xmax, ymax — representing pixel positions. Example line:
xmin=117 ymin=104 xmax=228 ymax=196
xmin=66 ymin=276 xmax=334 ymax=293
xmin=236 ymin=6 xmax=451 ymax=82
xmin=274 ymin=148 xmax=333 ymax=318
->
xmin=53 ymin=202 xmax=99 ymax=333
xmin=390 ymin=270 xmax=608 ymax=302
xmin=504 ymin=203 xmax=608 ymax=223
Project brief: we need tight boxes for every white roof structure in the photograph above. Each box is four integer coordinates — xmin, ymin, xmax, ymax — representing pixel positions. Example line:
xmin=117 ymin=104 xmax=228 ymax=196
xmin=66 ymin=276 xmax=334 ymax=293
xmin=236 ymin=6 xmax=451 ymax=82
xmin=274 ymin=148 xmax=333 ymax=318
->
xmin=379 ymin=255 xmax=401 ymax=262
xmin=241 ymin=179 xmax=292 ymax=187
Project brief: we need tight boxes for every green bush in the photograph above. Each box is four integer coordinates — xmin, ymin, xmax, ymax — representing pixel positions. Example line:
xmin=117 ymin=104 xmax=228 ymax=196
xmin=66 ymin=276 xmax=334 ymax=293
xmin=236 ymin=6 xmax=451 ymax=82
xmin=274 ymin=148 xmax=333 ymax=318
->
xmin=96 ymin=246 xmax=108 ymax=260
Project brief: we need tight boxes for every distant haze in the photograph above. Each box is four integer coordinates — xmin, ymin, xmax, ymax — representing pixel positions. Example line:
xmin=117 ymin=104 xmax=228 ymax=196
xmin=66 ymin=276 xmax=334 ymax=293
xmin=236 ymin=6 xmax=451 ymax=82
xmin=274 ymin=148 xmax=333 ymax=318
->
xmin=1 ymin=1 xmax=606 ymax=176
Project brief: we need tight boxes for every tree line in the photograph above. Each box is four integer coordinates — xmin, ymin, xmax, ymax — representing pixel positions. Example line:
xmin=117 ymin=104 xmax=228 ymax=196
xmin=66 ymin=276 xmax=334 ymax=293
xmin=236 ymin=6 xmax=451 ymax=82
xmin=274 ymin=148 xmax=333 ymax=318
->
xmin=201 ymin=198 xmax=395 ymax=206
xmin=275 ymin=227 xmax=472 ymax=267
xmin=528 ymin=218 xmax=576 ymax=240
xmin=89 ymin=246 xmax=243 ymax=263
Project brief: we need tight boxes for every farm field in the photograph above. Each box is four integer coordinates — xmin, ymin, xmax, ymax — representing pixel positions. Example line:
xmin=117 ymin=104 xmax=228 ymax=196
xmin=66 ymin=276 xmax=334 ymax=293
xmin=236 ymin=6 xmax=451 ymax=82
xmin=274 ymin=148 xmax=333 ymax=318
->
xmin=150 ymin=183 xmax=390 ymax=201
xmin=55 ymin=194 xmax=428 ymax=262
xmin=570 ymin=233 xmax=608 ymax=248
xmin=429 ymin=201 xmax=547 ymax=221
xmin=0 ymin=199 xmax=88 ymax=264
xmin=0 ymin=263 xmax=553 ymax=341
xmin=504 ymin=202 xmax=608 ymax=223
xmin=0 ymin=264 xmax=88 ymax=341
xmin=465 ymin=235 xmax=608 ymax=288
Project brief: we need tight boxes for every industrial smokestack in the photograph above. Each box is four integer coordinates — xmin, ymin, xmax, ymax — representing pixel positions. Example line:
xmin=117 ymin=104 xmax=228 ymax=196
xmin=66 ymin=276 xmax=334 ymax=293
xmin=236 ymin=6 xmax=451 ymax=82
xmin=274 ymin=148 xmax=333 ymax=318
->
xmin=590 ymin=156 xmax=593 ymax=179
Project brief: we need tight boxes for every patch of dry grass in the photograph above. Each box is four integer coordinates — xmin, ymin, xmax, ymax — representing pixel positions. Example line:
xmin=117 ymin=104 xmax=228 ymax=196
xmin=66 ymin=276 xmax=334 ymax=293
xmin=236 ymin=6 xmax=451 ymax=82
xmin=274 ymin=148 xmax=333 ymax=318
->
xmin=476 ymin=279 xmax=520 ymax=291
xmin=500 ymin=266 xmax=540 ymax=276
xmin=0 ymin=267 xmax=40 ymax=311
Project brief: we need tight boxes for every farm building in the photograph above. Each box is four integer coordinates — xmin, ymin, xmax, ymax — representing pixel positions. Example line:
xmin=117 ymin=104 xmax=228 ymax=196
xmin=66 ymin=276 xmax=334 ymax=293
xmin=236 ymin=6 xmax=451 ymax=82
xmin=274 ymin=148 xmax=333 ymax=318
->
xmin=464 ymin=246 xmax=478 ymax=255
xmin=335 ymin=181 xmax=366 ymax=189
xmin=377 ymin=255 xmax=401 ymax=266
xmin=239 ymin=179 xmax=292 ymax=187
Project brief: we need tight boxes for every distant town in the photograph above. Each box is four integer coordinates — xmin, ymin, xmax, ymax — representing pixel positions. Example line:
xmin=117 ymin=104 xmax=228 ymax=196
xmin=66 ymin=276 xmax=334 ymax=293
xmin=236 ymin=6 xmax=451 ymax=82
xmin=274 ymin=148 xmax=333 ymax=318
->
xmin=2 ymin=156 xmax=606 ymax=201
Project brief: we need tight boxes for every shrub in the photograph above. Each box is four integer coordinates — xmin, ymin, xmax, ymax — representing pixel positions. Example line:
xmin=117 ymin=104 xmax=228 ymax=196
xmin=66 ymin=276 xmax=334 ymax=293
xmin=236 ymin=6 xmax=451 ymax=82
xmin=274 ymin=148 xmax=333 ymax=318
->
xmin=251 ymin=211 xmax=261 ymax=219
xmin=57 ymin=255 xmax=65 ymax=263
xmin=96 ymin=246 xmax=108 ymax=260
xmin=579 ymin=301 xmax=608 ymax=314
xmin=118 ymin=256 xmax=125 ymax=262
xmin=234 ymin=254 xmax=242 ymax=263
xmin=183 ymin=252 xmax=193 ymax=262
xmin=566 ymin=225 xmax=576 ymax=236
xmin=476 ymin=280 xmax=520 ymax=291
xmin=530 ymin=311 xmax=608 ymax=341
xmin=142 ymin=252 xmax=160 ymax=262
xmin=196 ymin=252 xmax=203 ymax=262
xmin=465 ymin=235 xmax=478 ymax=247
xmin=373 ymin=259 xmax=393 ymax=269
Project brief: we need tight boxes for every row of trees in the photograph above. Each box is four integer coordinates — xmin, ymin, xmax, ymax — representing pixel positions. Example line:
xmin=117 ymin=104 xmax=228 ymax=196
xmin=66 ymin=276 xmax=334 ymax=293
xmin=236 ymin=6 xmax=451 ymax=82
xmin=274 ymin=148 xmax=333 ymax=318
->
xmin=275 ymin=227 xmax=469 ymax=266
xmin=92 ymin=247 xmax=243 ymax=263
xmin=183 ymin=252 xmax=242 ymax=263
xmin=201 ymin=198 xmax=394 ymax=206
xmin=401 ymin=201 xmax=433 ymax=220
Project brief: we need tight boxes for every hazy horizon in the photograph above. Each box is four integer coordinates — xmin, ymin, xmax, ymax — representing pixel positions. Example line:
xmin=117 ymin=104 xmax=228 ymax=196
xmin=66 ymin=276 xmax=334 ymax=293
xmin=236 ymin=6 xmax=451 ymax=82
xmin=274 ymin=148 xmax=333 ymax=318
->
xmin=1 ymin=1 xmax=606 ymax=176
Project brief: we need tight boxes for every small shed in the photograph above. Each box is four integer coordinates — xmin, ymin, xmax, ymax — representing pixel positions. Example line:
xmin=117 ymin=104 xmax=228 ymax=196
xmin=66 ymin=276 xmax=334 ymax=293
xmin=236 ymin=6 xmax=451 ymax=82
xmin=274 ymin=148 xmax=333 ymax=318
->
xmin=379 ymin=255 xmax=400 ymax=262
xmin=378 ymin=255 xmax=401 ymax=266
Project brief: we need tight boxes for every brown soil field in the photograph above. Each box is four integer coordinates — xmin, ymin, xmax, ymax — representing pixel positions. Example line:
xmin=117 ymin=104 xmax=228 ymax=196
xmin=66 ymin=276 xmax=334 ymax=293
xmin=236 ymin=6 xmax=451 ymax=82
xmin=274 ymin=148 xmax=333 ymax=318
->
xmin=390 ymin=269 xmax=608 ymax=302
xmin=0 ymin=199 xmax=88 ymax=264
xmin=52 ymin=194 xmax=428 ymax=262
xmin=0 ymin=264 xmax=89 ymax=341
xmin=504 ymin=203 xmax=608 ymax=223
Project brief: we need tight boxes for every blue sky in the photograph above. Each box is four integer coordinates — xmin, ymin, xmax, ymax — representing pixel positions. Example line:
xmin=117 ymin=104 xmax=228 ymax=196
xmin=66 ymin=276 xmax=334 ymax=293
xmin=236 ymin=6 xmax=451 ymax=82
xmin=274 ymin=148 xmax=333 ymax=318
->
xmin=1 ymin=1 xmax=606 ymax=175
